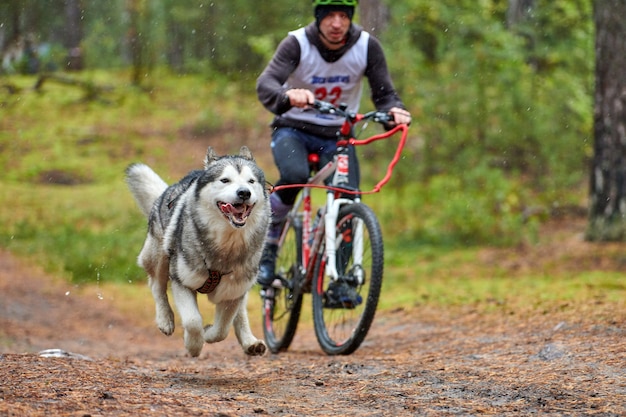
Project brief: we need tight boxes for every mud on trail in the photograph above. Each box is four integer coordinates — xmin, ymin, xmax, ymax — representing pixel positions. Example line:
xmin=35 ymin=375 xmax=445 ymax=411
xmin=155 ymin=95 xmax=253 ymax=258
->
xmin=1 ymin=226 xmax=625 ymax=417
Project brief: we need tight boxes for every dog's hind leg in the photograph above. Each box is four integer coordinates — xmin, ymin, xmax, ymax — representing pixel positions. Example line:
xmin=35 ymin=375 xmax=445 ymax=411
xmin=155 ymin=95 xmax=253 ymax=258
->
xmin=170 ymin=280 xmax=204 ymax=357
xmin=233 ymin=293 xmax=267 ymax=356
xmin=139 ymin=238 xmax=175 ymax=336
xmin=150 ymin=259 xmax=175 ymax=336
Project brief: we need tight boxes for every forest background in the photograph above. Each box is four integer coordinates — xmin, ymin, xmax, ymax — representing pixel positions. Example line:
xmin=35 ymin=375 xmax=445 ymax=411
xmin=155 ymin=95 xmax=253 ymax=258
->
xmin=0 ymin=0 xmax=605 ymax=309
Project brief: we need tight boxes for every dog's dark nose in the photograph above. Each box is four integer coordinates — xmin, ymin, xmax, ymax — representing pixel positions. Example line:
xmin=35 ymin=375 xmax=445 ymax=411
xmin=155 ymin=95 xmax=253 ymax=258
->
xmin=237 ymin=187 xmax=251 ymax=201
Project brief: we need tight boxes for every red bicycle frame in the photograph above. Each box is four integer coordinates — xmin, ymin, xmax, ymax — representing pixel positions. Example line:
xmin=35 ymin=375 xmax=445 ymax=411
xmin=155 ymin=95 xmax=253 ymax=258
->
xmin=274 ymin=118 xmax=409 ymax=276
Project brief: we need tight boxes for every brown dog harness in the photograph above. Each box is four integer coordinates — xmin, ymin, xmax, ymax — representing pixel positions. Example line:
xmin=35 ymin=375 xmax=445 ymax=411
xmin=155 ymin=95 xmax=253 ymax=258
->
xmin=196 ymin=270 xmax=223 ymax=294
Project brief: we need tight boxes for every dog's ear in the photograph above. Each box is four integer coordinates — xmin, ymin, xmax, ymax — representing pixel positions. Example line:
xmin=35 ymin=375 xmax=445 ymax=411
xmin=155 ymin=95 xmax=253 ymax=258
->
xmin=239 ymin=146 xmax=255 ymax=162
xmin=204 ymin=147 xmax=220 ymax=169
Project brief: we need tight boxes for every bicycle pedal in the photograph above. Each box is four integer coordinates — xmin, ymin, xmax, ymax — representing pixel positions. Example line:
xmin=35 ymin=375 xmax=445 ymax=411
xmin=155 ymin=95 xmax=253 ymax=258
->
xmin=323 ymin=282 xmax=362 ymax=309
xmin=323 ymin=297 xmax=362 ymax=310
xmin=343 ymin=294 xmax=363 ymax=309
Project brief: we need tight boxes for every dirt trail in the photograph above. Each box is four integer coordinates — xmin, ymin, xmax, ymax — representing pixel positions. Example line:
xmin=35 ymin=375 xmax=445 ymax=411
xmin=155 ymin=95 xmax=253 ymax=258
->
xmin=1 ymin=239 xmax=625 ymax=416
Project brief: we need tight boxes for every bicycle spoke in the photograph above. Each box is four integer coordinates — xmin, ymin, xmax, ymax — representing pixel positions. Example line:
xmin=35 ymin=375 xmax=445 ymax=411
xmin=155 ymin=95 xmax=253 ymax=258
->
xmin=312 ymin=203 xmax=383 ymax=355
xmin=261 ymin=219 xmax=303 ymax=353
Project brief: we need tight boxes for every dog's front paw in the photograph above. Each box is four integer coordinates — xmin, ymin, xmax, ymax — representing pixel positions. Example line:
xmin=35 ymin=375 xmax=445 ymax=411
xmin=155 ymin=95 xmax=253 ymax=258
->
xmin=155 ymin=306 xmax=175 ymax=336
xmin=244 ymin=340 xmax=267 ymax=356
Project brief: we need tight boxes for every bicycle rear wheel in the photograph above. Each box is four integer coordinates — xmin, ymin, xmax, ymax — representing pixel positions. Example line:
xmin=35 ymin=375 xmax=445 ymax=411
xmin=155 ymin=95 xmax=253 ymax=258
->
xmin=312 ymin=202 xmax=384 ymax=355
xmin=261 ymin=217 xmax=303 ymax=353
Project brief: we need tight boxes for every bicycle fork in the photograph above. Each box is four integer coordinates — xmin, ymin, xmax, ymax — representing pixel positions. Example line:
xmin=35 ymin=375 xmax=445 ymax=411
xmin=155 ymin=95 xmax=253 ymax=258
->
xmin=277 ymin=186 xmax=365 ymax=287
xmin=324 ymin=195 xmax=365 ymax=285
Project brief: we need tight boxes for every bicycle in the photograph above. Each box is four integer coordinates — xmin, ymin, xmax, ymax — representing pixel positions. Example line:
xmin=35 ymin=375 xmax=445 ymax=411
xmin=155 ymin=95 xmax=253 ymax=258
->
xmin=260 ymin=100 xmax=409 ymax=355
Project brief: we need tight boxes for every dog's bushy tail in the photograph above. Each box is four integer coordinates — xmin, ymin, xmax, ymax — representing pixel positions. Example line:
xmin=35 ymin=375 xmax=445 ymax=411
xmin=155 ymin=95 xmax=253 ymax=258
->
xmin=125 ymin=163 xmax=168 ymax=217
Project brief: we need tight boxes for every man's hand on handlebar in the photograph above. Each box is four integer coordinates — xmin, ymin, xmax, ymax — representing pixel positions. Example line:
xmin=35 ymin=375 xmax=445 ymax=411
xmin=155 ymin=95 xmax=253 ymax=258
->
xmin=285 ymin=89 xmax=316 ymax=108
xmin=308 ymin=97 xmax=411 ymax=127
xmin=389 ymin=107 xmax=411 ymax=126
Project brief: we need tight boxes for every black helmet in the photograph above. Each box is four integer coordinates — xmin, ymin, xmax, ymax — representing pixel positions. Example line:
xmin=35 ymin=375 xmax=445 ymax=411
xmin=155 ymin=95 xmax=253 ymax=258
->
xmin=312 ymin=0 xmax=357 ymax=6
xmin=312 ymin=0 xmax=357 ymax=24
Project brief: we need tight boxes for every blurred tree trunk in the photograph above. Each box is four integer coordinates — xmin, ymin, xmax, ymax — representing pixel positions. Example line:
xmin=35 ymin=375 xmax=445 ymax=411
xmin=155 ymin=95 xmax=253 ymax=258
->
xmin=506 ymin=0 xmax=534 ymax=27
xmin=165 ymin=13 xmax=184 ymax=72
xmin=359 ymin=0 xmax=389 ymax=38
xmin=587 ymin=0 xmax=626 ymax=241
xmin=126 ymin=0 xmax=144 ymax=85
xmin=64 ymin=0 xmax=83 ymax=71
xmin=4 ymin=1 xmax=22 ymax=44
xmin=0 ymin=1 xmax=30 ymax=54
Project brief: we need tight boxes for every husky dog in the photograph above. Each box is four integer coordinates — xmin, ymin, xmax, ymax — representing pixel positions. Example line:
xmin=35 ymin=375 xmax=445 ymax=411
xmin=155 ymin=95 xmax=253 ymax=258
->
xmin=126 ymin=146 xmax=269 ymax=357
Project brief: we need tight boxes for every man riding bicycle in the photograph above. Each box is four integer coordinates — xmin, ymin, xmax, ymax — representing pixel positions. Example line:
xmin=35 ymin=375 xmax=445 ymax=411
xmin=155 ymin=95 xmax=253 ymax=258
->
xmin=256 ymin=0 xmax=412 ymax=288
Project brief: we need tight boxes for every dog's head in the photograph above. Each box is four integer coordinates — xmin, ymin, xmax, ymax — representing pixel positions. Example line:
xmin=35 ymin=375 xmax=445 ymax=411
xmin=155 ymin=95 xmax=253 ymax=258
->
xmin=197 ymin=146 xmax=268 ymax=229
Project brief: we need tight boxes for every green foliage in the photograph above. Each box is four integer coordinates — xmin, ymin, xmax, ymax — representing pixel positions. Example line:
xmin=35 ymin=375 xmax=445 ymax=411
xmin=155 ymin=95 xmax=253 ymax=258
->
xmin=81 ymin=0 xmax=311 ymax=76
xmin=83 ymin=10 xmax=127 ymax=69
xmin=366 ymin=162 xmax=537 ymax=248
xmin=379 ymin=0 xmax=593 ymax=231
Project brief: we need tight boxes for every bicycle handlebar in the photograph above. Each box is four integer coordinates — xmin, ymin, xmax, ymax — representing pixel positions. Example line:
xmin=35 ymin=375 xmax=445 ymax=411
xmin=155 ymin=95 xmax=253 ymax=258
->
xmin=270 ymin=100 xmax=409 ymax=195
xmin=312 ymin=100 xmax=394 ymax=126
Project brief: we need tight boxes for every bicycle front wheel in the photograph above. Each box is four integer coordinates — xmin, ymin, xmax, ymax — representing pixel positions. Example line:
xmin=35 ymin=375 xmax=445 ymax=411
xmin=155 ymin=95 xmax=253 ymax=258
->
xmin=261 ymin=218 xmax=303 ymax=353
xmin=312 ymin=202 xmax=384 ymax=355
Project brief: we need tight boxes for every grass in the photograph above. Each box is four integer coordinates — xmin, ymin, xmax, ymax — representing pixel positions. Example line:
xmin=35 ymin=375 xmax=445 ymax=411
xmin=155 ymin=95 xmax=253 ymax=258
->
xmin=0 ymin=181 xmax=146 ymax=283
xmin=383 ymin=253 xmax=625 ymax=309
xmin=1 ymin=70 xmax=624 ymax=320
xmin=380 ymin=236 xmax=626 ymax=319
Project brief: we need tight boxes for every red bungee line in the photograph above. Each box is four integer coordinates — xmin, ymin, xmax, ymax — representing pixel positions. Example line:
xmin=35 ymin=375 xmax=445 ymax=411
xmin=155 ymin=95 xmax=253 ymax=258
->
xmin=270 ymin=123 xmax=408 ymax=196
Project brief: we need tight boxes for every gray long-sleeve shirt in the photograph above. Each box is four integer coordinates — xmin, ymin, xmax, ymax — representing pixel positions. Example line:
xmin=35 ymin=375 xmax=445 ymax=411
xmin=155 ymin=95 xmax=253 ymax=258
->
xmin=256 ymin=22 xmax=406 ymax=138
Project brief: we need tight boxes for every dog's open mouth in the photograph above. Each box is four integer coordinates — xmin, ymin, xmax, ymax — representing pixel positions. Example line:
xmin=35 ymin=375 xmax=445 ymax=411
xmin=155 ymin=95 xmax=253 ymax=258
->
xmin=218 ymin=202 xmax=254 ymax=227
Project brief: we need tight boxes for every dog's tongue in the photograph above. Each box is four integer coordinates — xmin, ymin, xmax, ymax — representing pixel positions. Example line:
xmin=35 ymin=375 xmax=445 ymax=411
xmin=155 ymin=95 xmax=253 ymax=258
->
xmin=220 ymin=203 xmax=243 ymax=215
xmin=219 ymin=202 xmax=253 ymax=226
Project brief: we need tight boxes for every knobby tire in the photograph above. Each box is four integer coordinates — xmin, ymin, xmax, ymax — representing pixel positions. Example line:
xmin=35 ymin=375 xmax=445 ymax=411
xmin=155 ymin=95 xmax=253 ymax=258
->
xmin=262 ymin=218 xmax=303 ymax=353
